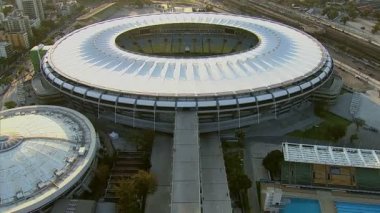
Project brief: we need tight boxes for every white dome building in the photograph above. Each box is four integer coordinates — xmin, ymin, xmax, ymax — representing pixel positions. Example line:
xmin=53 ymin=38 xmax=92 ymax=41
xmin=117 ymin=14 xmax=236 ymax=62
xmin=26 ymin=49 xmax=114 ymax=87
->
xmin=0 ymin=106 xmax=98 ymax=213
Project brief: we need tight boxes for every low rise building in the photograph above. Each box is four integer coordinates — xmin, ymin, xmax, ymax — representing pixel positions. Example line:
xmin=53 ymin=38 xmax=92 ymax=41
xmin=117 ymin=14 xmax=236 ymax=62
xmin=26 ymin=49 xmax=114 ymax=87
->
xmin=0 ymin=30 xmax=30 ymax=49
xmin=0 ymin=41 xmax=13 ymax=58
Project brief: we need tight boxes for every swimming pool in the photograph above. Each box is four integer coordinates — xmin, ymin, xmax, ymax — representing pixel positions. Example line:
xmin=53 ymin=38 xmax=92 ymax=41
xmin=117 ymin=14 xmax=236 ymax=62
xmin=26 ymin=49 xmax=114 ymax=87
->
xmin=336 ymin=202 xmax=380 ymax=213
xmin=280 ymin=198 xmax=321 ymax=213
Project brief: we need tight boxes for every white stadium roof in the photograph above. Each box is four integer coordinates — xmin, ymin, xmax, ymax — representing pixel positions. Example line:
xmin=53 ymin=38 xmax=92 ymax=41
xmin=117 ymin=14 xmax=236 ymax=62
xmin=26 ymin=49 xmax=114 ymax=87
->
xmin=47 ymin=13 xmax=327 ymax=97
xmin=0 ymin=106 xmax=97 ymax=212
xmin=283 ymin=143 xmax=380 ymax=169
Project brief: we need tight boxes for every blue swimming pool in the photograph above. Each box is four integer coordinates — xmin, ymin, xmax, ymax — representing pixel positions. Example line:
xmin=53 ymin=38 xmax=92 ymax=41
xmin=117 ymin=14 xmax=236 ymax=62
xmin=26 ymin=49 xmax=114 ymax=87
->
xmin=280 ymin=198 xmax=321 ymax=213
xmin=336 ymin=202 xmax=380 ymax=213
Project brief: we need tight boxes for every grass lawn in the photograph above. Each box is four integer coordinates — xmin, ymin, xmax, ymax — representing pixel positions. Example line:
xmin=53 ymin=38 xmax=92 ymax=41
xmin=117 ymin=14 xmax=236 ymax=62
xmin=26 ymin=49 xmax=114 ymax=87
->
xmin=287 ymin=111 xmax=351 ymax=141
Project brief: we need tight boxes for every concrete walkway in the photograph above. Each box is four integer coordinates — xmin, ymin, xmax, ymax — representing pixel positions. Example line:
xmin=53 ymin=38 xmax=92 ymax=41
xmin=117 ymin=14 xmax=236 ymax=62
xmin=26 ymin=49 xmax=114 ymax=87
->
xmin=145 ymin=134 xmax=173 ymax=213
xmin=200 ymin=133 xmax=232 ymax=213
xmin=171 ymin=111 xmax=201 ymax=213
xmin=245 ymin=142 xmax=281 ymax=213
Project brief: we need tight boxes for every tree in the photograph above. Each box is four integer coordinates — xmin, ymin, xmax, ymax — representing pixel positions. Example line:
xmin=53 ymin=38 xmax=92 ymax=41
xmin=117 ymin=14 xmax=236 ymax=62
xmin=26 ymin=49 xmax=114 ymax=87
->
xmin=314 ymin=101 xmax=328 ymax=117
xmin=130 ymin=170 xmax=157 ymax=197
xmin=346 ymin=2 xmax=358 ymax=20
xmin=205 ymin=4 xmax=213 ymax=12
xmin=4 ymin=101 xmax=17 ymax=109
xmin=372 ymin=22 xmax=380 ymax=34
xmin=116 ymin=170 xmax=157 ymax=212
xmin=341 ymin=16 xmax=349 ymax=25
xmin=116 ymin=180 xmax=141 ymax=212
xmin=262 ymin=150 xmax=283 ymax=179
xmin=130 ymin=130 xmax=155 ymax=152
xmin=235 ymin=129 xmax=245 ymax=147
xmin=3 ymin=6 xmax=12 ymax=16
xmin=327 ymin=9 xmax=339 ymax=20
xmin=350 ymin=134 xmax=358 ymax=143
xmin=229 ymin=173 xmax=252 ymax=193
xmin=353 ymin=118 xmax=365 ymax=131
xmin=328 ymin=124 xmax=346 ymax=141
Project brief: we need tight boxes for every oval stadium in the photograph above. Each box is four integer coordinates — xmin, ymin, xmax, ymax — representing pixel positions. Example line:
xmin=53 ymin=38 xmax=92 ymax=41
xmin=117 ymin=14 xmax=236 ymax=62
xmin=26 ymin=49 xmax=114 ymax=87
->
xmin=41 ymin=13 xmax=335 ymax=132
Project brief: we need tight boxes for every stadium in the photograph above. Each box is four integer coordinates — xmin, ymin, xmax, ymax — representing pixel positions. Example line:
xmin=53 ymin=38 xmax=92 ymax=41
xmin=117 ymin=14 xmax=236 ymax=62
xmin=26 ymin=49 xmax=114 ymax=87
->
xmin=0 ymin=106 xmax=98 ymax=212
xmin=40 ymin=13 xmax=335 ymax=132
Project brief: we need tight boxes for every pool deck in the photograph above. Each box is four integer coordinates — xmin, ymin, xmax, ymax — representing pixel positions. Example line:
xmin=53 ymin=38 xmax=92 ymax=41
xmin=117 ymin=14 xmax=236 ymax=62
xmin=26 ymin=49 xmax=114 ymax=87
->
xmin=261 ymin=183 xmax=380 ymax=213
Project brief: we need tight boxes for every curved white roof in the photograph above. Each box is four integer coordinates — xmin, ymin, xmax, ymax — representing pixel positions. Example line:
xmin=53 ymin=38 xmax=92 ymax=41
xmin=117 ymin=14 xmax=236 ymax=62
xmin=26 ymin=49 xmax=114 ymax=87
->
xmin=283 ymin=143 xmax=380 ymax=169
xmin=48 ymin=13 xmax=327 ymax=97
xmin=0 ymin=106 xmax=97 ymax=213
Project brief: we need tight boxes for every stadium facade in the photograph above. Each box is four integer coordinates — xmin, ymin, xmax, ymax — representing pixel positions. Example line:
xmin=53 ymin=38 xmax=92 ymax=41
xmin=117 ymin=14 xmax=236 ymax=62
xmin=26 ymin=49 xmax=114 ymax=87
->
xmin=40 ymin=13 xmax=335 ymax=132
xmin=0 ymin=106 xmax=98 ymax=212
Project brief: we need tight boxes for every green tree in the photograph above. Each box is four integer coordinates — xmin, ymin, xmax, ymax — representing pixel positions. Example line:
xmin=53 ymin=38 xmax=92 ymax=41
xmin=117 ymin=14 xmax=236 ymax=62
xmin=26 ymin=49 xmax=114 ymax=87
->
xmin=314 ymin=101 xmax=328 ymax=117
xmin=262 ymin=150 xmax=283 ymax=179
xmin=327 ymin=9 xmax=339 ymax=20
xmin=353 ymin=118 xmax=365 ymax=131
xmin=372 ymin=22 xmax=380 ymax=34
xmin=3 ymin=6 xmax=12 ymax=16
xmin=205 ymin=4 xmax=213 ymax=12
xmin=346 ymin=2 xmax=358 ymax=20
xmin=229 ymin=173 xmax=252 ymax=193
xmin=341 ymin=16 xmax=349 ymax=25
xmin=130 ymin=130 xmax=155 ymax=152
xmin=116 ymin=180 xmax=141 ymax=212
xmin=131 ymin=170 xmax=157 ymax=197
xmin=350 ymin=134 xmax=358 ymax=143
xmin=4 ymin=101 xmax=17 ymax=109
xmin=235 ymin=129 xmax=245 ymax=147
xmin=116 ymin=170 xmax=157 ymax=212
xmin=328 ymin=124 xmax=346 ymax=141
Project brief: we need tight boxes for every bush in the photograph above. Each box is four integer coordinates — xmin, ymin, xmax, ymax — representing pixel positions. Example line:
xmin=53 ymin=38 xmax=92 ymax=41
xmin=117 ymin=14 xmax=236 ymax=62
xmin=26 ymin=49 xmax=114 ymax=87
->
xmin=4 ymin=101 xmax=17 ymax=109
xmin=116 ymin=171 xmax=157 ymax=212
xmin=350 ymin=134 xmax=359 ymax=143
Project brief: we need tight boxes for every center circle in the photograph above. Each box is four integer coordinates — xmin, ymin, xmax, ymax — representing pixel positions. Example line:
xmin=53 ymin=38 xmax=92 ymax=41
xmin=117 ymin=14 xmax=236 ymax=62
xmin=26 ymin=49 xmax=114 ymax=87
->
xmin=115 ymin=23 xmax=260 ymax=57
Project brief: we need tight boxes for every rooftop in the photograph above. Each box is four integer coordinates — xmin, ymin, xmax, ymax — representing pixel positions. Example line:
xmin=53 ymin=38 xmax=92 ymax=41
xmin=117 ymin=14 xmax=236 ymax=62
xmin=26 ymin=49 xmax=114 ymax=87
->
xmin=47 ymin=13 xmax=327 ymax=97
xmin=0 ymin=106 xmax=97 ymax=212
xmin=283 ymin=142 xmax=380 ymax=169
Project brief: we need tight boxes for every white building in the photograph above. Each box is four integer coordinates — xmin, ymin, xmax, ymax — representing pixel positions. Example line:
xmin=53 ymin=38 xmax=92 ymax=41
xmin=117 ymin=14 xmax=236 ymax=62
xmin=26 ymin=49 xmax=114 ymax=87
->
xmin=0 ymin=41 xmax=12 ymax=58
xmin=3 ymin=10 xmax=33 ymax=38
xmin=16 ymin=0 xmax=45 ymax=21
xmin=0 ymin=105 xmax=98 ymax=212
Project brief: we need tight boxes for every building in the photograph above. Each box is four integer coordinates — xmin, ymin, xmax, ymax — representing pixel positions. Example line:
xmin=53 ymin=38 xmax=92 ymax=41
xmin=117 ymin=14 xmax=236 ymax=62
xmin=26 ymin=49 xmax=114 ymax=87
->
xmin=16 ymin=0 xmax=45 ymax=21
xmin=0 ymin=41 xmax=12 ymax=58
xmin=3 ymin=10 xmax=33 ymax=38
xmin=56 ymin=0 xmax=78 ymax=16
xmin=41 ymin=13 xmax=335 ymax=133
xmin=0 ymin=30 xmax=29 ymax=49
xmin=50 ymin=199 xmax=117 ymax=213
xmin=0 ymin=105 xmax=98 ymax=212
xmin=30 ymin=44 xmax=51 ymax=71
xmin=281 ymin=142 xmax=380 ymax=191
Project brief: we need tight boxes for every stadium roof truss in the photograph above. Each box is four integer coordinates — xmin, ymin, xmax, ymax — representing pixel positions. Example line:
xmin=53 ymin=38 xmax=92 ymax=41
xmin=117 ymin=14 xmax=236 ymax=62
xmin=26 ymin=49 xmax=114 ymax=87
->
xmin=282 ymin=142 xmax=380 ymax=169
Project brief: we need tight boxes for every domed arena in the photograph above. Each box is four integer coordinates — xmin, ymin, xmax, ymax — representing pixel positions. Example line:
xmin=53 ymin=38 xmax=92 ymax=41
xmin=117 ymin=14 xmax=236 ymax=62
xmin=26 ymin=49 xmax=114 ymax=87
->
xmin=0 ymin=106 xmax=98 ymax=212
xmin=41 ymin=13 xmax=334 ymax=132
